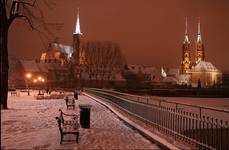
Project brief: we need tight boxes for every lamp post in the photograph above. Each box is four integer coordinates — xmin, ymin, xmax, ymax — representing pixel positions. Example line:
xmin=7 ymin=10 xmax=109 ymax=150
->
xmin=41 ymin=78 xmax=45 ymax=94
xmin=26 ymin=73 xmax=32 ymax=96
xmin=35 ymin=76 xmax=45 ymax=95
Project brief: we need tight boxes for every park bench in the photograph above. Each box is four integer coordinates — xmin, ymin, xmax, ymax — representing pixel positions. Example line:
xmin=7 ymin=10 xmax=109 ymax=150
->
xmin=36 ymin=93 xmax=45 ymax=99
xmin=56 ymin=109 xmax=79 ymax=144
xmin=65 ymin=97 xmax=75 ymax=110
xmin=11 ymin=91 xmax=17 ymax=96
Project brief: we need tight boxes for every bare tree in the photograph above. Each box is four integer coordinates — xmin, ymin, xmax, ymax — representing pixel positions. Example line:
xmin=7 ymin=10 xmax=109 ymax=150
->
xmin=0 ymin=0 xmax=61 ymax=109
xmin=83 ymin=40 xmax=125 ymax=87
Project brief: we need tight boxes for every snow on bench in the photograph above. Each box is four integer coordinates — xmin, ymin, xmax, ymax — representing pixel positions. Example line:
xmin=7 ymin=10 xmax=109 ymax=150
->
xmin=65 ymin=97 xmax=76 ymax=110
xmin=56 ymin=109 xmax=79 ymax=144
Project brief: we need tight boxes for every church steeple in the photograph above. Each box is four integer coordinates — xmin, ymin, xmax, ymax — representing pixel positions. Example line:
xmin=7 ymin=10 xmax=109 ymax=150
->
xmin=183 ymin=17 xmax=190 ymax=44
xmin=197 ymin=18 xmax=202 ymax=43
xmin=181 ymin=17 xmax=191 ymax=74
xmin=195 ymin=18 xmax=205 ymax=64
xmin=73 ymin=8 xmax=85 ymax=65
xmin=74 ymin=8 xmax=82 ymax=35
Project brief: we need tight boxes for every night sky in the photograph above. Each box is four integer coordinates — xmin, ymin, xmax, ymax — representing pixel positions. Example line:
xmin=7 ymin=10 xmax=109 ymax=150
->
xmin=8 ymin=0 xmax=229 ymax=71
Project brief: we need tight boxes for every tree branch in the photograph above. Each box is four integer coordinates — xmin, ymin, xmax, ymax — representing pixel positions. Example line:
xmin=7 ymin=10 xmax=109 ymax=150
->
xmin=17 ymin=15 xmax=34 ymax=29
xmin=19 ymin=0 xmax=36 ymax=7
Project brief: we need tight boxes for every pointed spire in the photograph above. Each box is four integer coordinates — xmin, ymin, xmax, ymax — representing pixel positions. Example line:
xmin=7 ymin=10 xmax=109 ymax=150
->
xmin=197 ymin=17 xmax=202 ymax=43
xmin=185 ymin=17 xmax=188 ymax=34
xmin=74 ymin=8 xmax=82 ymax=35
xmin=184 ymin=17 xmax=190 ymax=44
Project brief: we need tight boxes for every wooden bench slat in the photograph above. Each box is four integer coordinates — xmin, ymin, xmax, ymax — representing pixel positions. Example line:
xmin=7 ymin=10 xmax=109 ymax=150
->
xmin=56 ymin=109 xmax=79 ymax=144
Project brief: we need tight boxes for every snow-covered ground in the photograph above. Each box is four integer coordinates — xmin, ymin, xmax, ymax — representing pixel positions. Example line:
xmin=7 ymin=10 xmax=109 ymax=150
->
xmin=1 ymin=91 xmax=160 ymax=149
xmin=163 ymin=97 xmax=229 ymax=110
xmin=160 ymin=96 xmax=229 ymax=122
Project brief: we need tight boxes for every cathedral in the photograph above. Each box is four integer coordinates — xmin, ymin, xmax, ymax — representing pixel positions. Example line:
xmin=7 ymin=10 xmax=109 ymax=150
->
xmin=39 ymin=8 xmax=84 ymax=66
xmin=181 ymin=18 xmax=222 ymax=87
xmin=72 ymin=8 xmax=86 ymax=65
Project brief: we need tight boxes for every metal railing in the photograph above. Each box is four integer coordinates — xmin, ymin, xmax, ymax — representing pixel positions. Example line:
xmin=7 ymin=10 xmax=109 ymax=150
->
xmin=86 ymin=88 xmax=229 ymax=150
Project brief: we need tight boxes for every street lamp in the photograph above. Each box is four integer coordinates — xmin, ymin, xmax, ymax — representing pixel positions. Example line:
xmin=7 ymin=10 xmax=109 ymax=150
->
xmin=26 ymin=73 xmax=32 ymax=95
xmin=38 ymin=76 xmax=42 ymax=81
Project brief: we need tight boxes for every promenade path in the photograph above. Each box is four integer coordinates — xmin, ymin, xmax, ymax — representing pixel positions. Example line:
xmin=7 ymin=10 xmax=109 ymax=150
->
xmin=1 ymin=92 xmax=161 ymax=149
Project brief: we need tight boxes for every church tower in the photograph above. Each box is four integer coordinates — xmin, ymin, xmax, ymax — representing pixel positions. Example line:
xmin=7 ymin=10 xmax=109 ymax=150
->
xmin=181 ymin=17 xmax=191 ymax=74
xmin=195 ymin=19 xmax=205 ymax=65
xmin=73 ymin=8 xmax=85 ymax=65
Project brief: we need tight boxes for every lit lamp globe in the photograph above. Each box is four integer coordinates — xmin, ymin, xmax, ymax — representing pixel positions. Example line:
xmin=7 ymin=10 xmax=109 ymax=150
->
xmin=38 ymin=76 xmax=42 ymax=81
xmin=26 ymin=73 xmax=32 ymax=79
xmin=26 ymin=73 xmax=32 ymax=96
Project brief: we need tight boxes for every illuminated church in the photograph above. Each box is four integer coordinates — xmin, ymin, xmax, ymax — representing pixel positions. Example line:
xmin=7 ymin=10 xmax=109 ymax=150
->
xmin=39 ymin=8 xmax=84 ymax=66
xmin=181 ymin=18 xmax=222 ymax=87
xmin=72 ymin=8 xmax=86 ymax=65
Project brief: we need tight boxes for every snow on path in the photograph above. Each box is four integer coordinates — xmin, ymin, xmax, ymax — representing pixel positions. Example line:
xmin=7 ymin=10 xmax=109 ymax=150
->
xmin=1 ymin=93 xmax=160 ymax=149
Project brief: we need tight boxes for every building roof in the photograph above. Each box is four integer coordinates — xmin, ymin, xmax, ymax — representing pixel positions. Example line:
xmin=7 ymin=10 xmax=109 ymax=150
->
xmin=189 ymin=61 xmax=221 ymax=73
xmin=51 ymin=43 xmax=73 ymax=56
xmin=20 ymin=60 xmax=40 ymax=73
xmin=20 ymin=60 xmax=68 ymax=74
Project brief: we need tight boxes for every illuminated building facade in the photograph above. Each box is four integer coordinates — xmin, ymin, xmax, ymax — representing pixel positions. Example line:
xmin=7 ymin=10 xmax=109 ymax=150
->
xmin=181 ymin=18 xmax=191 ymax=74
xmin=195 ymin=19 xmax=205 ymax=65
xmin=40 ymin=42 xmax=73 ymax=65
xmin=179 ymin=18 xmax=222 ymax=87
xmin=189 ymin=61 xmax=222 ymax=87
xmin=73 ymin=8 xmax=85 ymax=65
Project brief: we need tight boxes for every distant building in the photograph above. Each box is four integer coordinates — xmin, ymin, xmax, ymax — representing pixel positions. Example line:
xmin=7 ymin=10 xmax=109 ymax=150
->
xmin=9 ymin=8 xmax=125 ymax=89
xmin=72 ymin=8 xmax=86 ymax=65
xmin=126 ymin=64 xmax=161 ymax=82
xmin=195 ymin=19 xmax=205 ymax=65
xmin=40 ymin=42 xmax=73 ymax=65
xmin=9 ymin=59 xmax=70 ymax=88
xmin=181 ymin=17 xmax=191 ymax=74
xmin=188 ymin=61 xmax=222 ymax=87
xmin=180 ymin=18 xmax=222 ymax=88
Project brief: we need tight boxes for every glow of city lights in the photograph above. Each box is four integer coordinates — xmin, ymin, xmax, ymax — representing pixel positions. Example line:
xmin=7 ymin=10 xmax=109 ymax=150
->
xmin=41 ymin=79 xmax=45 ymax=82
xmin=38 ymin=76 xmax=42 ymax=81
xmin=26 ymin=73 xmax=32 ymax=79
xmin=33 ymin=79 xmax=37 ymax=83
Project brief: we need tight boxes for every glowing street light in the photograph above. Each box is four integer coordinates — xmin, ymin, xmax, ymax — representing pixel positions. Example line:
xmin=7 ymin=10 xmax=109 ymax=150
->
xmin=34 ymin=79 xmax=37 ymax=83
xmin=25 ymin=73 xmax=32 ymax=96
xmin=26 ymin=73 xmax=32 ymax=79
xmin=38 ymin=76 xmax=42 ymax=81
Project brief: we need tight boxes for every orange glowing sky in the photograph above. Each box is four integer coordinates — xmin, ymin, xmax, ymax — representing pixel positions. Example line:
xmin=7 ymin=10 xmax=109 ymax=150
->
xmin=8 ymin=0 xmax=229 ymax=71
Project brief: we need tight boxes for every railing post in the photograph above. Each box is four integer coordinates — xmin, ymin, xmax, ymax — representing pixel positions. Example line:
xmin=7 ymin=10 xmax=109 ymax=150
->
xmin=180 ymin=110 xmax=184 ymax=141
xmin=177 ymin=110 xmax=181 ymax=139
xmin=191 ymin=113 xmax=195 ymax=145
xmin=211 ymin=117 xmax=214 ymax=148
xmin=206 ymin=116 xmax=210 ymax=147
xmin=220 ymin=120 xmax=223 ymax=150
xmin=226 ymin=121 xmax=228 ymax=150
xmin=215 ymin=119 xmax=219 ymax=150
xmin=199 ymin=107 xmax=202 ymax=118
xmin=185 ymin=112 xmax=189 ymax=141
xmin=182 ymin=111 xmax=186 ymax=141
xmin=202 ymin=116 xmax=206 ymax=145
xmin=169 ymin=108 xmax=173 ymax=136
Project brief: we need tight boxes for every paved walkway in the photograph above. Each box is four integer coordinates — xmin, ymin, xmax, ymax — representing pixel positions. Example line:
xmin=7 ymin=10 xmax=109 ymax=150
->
xmin=1 ymin=93 xmax=161 ymax=149
xmin=71 ymin=95 xmax=160 ymax=149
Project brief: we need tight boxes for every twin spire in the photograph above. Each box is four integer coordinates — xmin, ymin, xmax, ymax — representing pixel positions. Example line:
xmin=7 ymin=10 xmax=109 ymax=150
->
xmin=74 ymin=8 xmax=82 ymax=35
xmin=184 ymin=17 xmax=190 ymax=43
xmin=197 ymin=18 xmax=202 ymax=43
xmin=183 ymin=17 xmax=202 ymax=43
